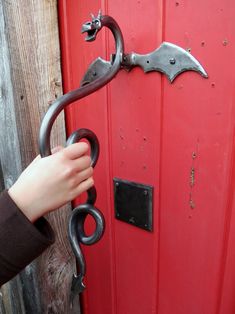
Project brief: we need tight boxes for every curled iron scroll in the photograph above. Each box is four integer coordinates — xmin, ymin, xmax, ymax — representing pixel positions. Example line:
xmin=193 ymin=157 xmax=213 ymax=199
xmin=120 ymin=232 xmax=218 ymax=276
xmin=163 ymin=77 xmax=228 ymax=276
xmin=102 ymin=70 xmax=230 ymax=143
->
xmin=66 ymin=128 xmax=104 ymax=297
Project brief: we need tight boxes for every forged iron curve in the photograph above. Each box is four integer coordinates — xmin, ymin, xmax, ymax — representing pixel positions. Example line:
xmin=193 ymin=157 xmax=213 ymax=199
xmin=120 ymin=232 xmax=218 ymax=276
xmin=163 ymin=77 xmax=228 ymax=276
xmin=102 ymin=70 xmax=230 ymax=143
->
xmin=39 ymin=12 xmax=124 ymax=303
xmin=38 ymin=11 xmax=208 ymax=302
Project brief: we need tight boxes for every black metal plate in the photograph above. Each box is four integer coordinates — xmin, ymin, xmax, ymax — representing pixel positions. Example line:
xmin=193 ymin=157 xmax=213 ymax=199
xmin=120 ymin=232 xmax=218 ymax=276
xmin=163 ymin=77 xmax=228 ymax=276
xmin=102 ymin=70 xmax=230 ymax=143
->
xmin=113 ymin=178 xmax=153 ymax=231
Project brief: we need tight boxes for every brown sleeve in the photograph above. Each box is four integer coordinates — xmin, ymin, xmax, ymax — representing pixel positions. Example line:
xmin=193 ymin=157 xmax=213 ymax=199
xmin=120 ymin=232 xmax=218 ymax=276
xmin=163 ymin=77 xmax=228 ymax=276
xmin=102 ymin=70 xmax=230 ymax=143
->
xmin=0 ymin=190 xmax=55 ymax=285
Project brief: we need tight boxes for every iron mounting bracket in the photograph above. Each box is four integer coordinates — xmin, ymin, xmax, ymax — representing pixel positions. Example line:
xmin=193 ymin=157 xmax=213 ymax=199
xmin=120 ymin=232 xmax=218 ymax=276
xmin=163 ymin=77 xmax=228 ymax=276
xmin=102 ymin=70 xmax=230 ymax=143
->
xmin=81 ymin=42 xmax=208 ymax=86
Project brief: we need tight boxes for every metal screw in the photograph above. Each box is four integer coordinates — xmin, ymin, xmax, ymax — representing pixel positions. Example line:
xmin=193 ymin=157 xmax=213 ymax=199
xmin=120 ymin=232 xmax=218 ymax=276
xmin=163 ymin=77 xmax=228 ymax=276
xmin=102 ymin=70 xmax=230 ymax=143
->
xmin=169 ymin=58 xmax=176 ymax=65
xmin=144 ymin=190 xmax=148 ymax=196
xmin=129 ymin=217 xmax=135 ymax=223
xmin=115 ymin=182 xmax=119 ymax=187
xmin=223 ymin=39 xmax=228 ymax=46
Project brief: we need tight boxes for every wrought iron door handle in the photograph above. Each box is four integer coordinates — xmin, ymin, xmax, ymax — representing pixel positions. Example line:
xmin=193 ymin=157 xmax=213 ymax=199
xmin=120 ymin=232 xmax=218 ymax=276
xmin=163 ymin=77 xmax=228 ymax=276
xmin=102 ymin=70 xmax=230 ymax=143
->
xmin=38 ymin=12 xmax=124 ymax=301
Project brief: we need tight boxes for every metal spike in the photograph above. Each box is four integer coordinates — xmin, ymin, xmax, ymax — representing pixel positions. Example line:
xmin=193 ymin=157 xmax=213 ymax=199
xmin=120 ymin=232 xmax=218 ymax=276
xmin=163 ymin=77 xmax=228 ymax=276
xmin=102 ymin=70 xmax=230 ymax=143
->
xmin=97 ymin=9 xmax=102 ymax=19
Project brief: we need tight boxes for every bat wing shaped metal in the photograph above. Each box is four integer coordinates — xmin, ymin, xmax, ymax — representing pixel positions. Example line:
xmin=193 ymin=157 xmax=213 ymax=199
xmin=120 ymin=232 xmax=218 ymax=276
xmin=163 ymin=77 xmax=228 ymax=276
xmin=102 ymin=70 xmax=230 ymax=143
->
xmin=124 ymin=42 xmax=208 ymax=82
xmin=81 ymin=42 xmax=208 ymax=85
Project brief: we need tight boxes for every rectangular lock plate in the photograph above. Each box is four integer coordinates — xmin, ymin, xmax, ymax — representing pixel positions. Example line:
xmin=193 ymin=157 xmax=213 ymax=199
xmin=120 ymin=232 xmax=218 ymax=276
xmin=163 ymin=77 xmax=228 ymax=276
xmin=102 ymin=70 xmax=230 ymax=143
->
xmin=113 ymin=178 xmax=153 ymax=231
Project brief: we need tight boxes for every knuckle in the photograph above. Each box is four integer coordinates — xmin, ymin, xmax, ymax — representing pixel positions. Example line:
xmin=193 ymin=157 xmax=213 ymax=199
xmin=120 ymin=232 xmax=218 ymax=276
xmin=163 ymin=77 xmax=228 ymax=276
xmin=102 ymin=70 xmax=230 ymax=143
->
xmin=54 ymin=152 xmax=66 ymax=165
xmin=62 ymin=165 xmax=74 ymax=178
xmin=67 ymin=190 xmax=76 ymax=202
xmin=79 ymin=142 xmax=89 ymax=151
xmin=89 ymin=167 xmax=94 ymax=176
xmin=78 ymin=156 xmax=91 ymax=170
xmin=85 ymin=166 xmax=93 ymax=176
xmin=86 ymin=180 xmax=94 ymax=191
xmin=79 ymin=167 xmax=94 ymax=181
xmin=84 ymin=155 xmax=92 ymax=164
xmin=68 ymin=177 xmax=77 ymax=188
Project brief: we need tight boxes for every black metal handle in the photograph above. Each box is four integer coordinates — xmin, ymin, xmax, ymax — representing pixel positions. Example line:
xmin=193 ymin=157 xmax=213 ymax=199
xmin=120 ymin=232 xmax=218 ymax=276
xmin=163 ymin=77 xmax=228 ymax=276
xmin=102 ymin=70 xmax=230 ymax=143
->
xmin=38 ymin=12 xmax=124 ymax=302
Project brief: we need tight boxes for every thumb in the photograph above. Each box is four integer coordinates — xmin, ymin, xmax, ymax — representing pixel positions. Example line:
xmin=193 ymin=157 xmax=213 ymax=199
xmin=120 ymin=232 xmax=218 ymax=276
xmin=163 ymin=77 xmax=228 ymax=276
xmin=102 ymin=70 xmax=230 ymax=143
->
xmin=51 ymin=145 xmax=64 ymax=154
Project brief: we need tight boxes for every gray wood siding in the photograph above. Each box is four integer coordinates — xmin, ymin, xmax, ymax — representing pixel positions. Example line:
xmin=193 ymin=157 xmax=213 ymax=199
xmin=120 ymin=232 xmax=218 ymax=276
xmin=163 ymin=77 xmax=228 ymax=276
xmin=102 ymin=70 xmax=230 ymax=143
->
xmin=0 ymin=1 xmax=80 ymax=313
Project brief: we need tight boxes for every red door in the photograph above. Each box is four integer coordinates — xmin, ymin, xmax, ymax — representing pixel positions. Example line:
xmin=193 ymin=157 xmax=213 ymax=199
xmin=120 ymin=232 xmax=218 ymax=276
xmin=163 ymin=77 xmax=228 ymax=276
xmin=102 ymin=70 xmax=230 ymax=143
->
xmin=59 ymin=1 xmax=235 ymax=313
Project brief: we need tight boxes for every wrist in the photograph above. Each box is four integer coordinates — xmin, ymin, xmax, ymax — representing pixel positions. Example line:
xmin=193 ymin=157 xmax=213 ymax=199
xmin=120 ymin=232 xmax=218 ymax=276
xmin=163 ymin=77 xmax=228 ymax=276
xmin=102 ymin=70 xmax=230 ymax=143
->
xmin=8 ymin=185 xmax=40 ymax=223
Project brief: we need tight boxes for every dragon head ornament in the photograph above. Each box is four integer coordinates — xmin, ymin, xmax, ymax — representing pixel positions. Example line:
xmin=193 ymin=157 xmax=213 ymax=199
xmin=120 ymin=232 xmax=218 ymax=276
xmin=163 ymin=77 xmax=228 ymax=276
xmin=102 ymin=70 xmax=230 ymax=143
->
xmin=81 ymin=10 xmax=102 ymax=42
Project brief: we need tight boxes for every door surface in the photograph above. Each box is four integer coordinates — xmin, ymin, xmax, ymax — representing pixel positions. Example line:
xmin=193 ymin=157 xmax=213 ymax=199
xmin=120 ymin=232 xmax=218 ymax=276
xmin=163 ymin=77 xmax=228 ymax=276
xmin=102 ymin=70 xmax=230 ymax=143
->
xmin=58 ymin=1 xmax=235 ymax=313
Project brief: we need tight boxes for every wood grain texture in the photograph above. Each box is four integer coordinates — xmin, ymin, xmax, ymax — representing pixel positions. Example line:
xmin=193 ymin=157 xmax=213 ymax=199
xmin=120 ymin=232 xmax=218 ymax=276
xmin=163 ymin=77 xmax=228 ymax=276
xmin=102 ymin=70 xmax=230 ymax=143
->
xmin=0 ymin=1 xmax=80 ymax=313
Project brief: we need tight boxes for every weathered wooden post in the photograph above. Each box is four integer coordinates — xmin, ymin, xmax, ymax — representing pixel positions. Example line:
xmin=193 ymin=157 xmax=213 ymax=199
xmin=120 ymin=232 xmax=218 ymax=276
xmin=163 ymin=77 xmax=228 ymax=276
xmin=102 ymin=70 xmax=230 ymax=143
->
xmin=0 ymin=1 xmax=80 ymax=313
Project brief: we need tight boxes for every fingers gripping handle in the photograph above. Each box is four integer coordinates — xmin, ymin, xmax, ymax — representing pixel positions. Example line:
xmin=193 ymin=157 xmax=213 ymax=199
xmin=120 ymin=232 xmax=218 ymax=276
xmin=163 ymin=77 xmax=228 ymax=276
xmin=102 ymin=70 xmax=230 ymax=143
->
xmin=66 ymin=128 xmax=99 ymax=167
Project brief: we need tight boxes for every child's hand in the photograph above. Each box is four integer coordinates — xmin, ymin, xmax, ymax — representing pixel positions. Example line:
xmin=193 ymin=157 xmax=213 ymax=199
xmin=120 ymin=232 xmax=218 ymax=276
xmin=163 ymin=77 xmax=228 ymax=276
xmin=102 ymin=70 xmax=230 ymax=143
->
xmin=8 ymin=143 xmax=94 ymax=222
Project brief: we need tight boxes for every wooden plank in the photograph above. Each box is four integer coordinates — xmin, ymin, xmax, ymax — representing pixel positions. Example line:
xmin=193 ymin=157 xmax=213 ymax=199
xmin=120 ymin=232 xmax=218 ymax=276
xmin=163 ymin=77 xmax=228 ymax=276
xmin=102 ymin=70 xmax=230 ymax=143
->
xmin=219 ymin=137 xmax=235 ymax=313
xmin=158 ymin=1 xmax=235 ymax=313
xmin=58 ymin=1 xmax=117 ymax=313
xmin=0 ymin=1 xmax=80 ymax=313
xmin=107 ymin=1 xmax=162 ymax=313
xmin=60 ymin=0 xmax=163 ymax=313
xmin=59 ymin=1 xmax=235 ymax=313
xmin=0 ymin=2 xmax=28 ymax=312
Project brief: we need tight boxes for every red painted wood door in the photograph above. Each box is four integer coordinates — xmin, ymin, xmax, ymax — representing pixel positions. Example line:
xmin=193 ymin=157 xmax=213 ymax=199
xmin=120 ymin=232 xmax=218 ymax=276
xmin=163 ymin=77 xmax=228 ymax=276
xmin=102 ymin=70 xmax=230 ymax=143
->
xmin=58 ymin=1 xmax=235 ymax=313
